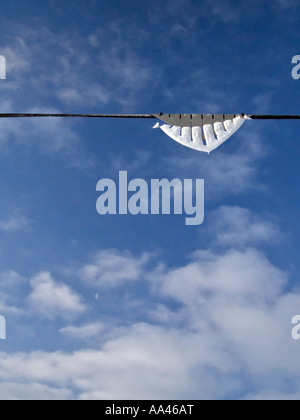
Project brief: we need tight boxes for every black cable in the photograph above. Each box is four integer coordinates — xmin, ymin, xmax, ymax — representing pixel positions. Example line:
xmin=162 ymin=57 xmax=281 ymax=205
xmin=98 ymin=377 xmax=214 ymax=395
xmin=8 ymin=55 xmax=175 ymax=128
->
xmin=250 ymin=115 xmax=300 ymax=120
xmin=0 ymin=113 xmax=300 ymax=120
xmin=0 ymin=113 xmax=156 ymax=119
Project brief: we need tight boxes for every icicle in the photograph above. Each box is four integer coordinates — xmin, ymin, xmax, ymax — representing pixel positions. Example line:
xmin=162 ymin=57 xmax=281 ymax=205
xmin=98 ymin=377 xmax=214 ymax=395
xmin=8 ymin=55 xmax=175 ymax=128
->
xmin=154 ymin=116 xmax=246 ymax=153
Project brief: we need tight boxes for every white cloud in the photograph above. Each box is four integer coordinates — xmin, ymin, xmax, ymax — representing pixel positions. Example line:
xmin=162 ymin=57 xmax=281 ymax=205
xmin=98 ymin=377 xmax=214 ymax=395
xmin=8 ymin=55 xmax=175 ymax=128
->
xmin=80 ymin=249 xmax=150 ymax=288
xmin=0 ymin=323 xmax=239 ymax=400
xmin=0 ymin=242 xmax=299 ymax=400
xmin=151 ymin=248 xmax=287 ymax=305
xmin=60 ymin=322 xmax=105 ymax=340
xmin=0 ymin=207 xmax=297 ymax=399
xmin=243 ymin=390 xmax=300 ymax=401
xmin=28 ymin=272 xmax=86 ymax=320
xmin=1 ymin=40 xmax=31 ymax=75
xmin=0 ymin=383 xmax=73 ymax=401
xmin=208 ymin=206 xmax=278 ymax=247
xmin=148 ymin=248 xmax=300 ymax=388
xmin=0 ymin=216 xmax=31 ymax=233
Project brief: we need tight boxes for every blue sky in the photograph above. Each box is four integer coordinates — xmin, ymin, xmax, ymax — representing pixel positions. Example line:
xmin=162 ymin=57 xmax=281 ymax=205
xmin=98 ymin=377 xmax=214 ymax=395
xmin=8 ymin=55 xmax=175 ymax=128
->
xmin=0 ymin=0 xmax=300 ymax=400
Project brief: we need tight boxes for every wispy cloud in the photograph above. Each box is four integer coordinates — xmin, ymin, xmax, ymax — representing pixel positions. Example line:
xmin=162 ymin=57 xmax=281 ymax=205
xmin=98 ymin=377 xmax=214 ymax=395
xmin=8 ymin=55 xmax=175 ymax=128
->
xmin=0 ymin=24 xmax=162 ymax=168
xmin=0 ymin=216 xmax=31 ymax=233
xmin=208 ymin=206 xmax=279 ymax=247
xmin=79 ymin=249 xmax=151 ymax=289
xmin=60 ymin=322 xmax=105 ymax=340
xmin=205 ymin=0 xmax=242 ymax=23
xmin=272 ymin=0 xmax=299 ymax=11
xmin=1 ymin=26 xmax=158 ymax=110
